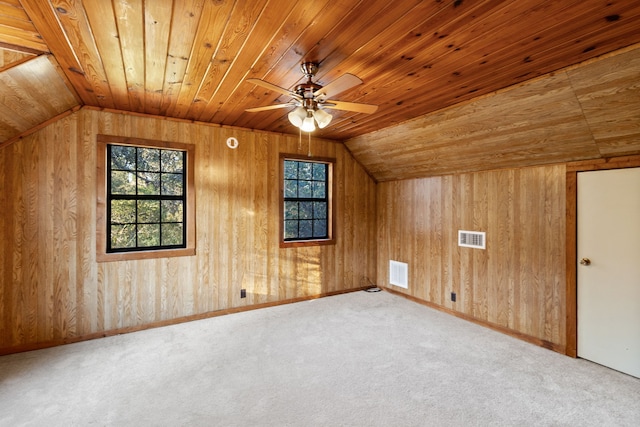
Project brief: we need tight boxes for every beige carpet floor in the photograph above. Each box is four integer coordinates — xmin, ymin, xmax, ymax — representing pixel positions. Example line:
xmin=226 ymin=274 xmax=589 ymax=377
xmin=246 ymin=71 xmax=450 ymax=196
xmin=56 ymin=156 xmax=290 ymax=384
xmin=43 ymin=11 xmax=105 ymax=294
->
xmin=1 ymin=290 xmax=639 ymax=426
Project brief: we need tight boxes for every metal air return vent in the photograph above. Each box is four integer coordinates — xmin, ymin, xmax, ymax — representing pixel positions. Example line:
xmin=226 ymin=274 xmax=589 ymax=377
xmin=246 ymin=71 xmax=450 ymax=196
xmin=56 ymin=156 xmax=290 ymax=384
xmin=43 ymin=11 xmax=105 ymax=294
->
xmin=389 ymin=260 xmax=408 ymax=289
xmin=458 ymin=230 xmax=486 ymax=249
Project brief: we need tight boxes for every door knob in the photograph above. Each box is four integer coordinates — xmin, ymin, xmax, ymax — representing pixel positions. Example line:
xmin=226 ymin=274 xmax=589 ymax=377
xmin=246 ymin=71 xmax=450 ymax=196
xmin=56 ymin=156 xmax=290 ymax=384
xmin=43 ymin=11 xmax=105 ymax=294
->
xmin=580 ymin=258 xmax=591 ymax=266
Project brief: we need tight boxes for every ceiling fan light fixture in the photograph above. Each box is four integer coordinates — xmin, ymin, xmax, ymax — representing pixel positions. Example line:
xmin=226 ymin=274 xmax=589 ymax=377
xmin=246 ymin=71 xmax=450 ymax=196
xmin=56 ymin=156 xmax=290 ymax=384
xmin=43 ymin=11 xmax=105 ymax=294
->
xmin=288 ymin=106 xmax=306 ymax=127
xmin=301 ymin=115 xmax=316 ymax=132
xmin=313 ymin=108 xmax=332 ymax=128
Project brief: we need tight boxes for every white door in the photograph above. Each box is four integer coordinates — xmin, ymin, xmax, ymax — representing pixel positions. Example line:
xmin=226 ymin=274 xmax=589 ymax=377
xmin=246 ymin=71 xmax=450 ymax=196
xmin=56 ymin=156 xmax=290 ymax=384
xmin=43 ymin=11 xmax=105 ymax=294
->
xmin=577 ymin=167 xmax=640 ymax=378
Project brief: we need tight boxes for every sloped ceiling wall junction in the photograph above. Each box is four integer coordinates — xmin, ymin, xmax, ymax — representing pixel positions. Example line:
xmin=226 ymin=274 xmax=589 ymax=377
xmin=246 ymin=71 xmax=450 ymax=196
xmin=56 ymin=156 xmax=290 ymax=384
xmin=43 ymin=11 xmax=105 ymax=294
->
xmin=345 ymin=46 xmax=640 ymax=181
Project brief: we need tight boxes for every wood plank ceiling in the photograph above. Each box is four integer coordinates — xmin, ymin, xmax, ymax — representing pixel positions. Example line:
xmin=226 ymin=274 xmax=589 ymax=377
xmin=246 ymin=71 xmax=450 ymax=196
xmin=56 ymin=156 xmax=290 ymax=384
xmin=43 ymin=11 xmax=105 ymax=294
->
xmin=0 ymin=0 xmax=639 ymax=147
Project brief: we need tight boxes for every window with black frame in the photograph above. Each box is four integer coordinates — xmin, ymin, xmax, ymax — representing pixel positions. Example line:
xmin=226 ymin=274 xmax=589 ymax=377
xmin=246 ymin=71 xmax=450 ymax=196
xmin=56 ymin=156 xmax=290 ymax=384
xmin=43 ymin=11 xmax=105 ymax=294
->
xmin=282 ymin=157 xmax=333 ymax=243
xmin=107 ymin=144 xmax=187 ymax=252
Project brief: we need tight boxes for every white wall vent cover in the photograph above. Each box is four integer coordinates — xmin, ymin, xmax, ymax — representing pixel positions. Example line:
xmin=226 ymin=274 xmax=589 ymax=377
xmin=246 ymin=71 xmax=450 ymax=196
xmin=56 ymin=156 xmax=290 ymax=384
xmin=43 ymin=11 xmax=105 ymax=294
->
xmin=458 ymin=230 xmax=486 ymax=249
xmin=389 ymin=260 xmax=408 ymax=289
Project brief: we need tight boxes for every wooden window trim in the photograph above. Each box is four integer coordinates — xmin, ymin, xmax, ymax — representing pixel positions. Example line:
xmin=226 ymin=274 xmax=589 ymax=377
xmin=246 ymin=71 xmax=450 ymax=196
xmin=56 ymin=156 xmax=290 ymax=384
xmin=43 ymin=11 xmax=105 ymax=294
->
xmin=279 ymin=153 xmax=336 ymax=248
xmin=96 ymin=135 xmax=196 ymax=262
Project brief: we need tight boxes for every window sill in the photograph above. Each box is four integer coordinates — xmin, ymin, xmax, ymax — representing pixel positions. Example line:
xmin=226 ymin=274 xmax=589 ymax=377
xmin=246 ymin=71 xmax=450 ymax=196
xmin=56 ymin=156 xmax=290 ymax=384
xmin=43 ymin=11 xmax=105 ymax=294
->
xmin=280 ymin=238 xmax=335 ymax=249
xmin=96 ymin=247 xmax=196 ymax=263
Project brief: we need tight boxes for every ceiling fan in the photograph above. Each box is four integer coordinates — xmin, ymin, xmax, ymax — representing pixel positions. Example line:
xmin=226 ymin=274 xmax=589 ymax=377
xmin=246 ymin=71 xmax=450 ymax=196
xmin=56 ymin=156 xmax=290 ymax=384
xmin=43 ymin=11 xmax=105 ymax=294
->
xmin=245 ymin=62 xmax=378 ymax=132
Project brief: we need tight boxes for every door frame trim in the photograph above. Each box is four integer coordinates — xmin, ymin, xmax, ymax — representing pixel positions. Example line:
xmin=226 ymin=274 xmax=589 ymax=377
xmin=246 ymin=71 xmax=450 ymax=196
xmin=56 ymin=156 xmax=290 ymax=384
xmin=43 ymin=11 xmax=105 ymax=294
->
xmin=565 ymin=154 xmax=640 ymax=357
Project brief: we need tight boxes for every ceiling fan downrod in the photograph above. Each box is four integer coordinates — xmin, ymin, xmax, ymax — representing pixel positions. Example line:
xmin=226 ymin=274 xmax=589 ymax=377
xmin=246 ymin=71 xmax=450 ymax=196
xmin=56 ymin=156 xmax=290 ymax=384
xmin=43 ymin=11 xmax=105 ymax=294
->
xmin=300 ymin=62 xmax=319 ymax=80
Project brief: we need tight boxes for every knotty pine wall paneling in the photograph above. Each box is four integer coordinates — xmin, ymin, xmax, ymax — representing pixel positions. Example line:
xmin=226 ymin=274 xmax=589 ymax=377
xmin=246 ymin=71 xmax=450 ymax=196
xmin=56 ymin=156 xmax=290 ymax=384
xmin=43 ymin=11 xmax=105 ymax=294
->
xmin=378 ymin=165 xmax=566 ymax=352
xmin=0 ymin=108 xmax=377 ymax=354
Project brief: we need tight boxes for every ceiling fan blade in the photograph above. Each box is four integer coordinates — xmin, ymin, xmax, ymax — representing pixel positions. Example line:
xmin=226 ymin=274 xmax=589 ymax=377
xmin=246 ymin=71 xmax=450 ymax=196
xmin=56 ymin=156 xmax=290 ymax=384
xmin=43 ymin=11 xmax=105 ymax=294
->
xmin=246 ymin=78 xmax=298 ymax=98
xmin=245 ymin=103 xmax=293 ymax=113
xmin=314 ymin=73 xmax=362 ymax=99
xmin=322 ymin=99 xmax=378 ymax=114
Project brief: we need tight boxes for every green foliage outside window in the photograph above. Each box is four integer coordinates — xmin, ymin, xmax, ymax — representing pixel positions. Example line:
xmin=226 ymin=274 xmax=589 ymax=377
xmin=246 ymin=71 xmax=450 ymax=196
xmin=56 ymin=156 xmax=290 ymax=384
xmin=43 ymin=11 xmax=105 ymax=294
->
xmin=283 ymin=159 xmax=329 ymax=241
xmin=108 ymin=144 xmax=186 ymax=252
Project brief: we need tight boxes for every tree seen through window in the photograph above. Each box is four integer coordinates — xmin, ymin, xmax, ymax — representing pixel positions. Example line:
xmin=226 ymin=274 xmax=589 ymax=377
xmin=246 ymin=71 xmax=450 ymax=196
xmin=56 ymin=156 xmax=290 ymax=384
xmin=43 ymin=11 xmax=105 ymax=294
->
xmin=283 ymin=159 xmax=329 ymax=241
xmin=107 ymin=144 xmax=186 ymax=252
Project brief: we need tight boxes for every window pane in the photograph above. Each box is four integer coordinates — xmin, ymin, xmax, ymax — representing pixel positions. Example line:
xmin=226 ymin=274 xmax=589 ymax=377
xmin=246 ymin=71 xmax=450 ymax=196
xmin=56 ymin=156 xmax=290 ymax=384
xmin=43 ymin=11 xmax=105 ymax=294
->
xmin=284 ymin=220 xmax=298 ymax=239
xmin=282 ymin=159 xmax=331 ymax=243
xmin=161 ymin=173 xmax=183 ymax=195
xmin=138 ymin=200 xmax=160 ymax=223
xmin=314 ymin=201 xmax=327 ymax=219
xmin=138 ymin=224 xmax=160 ymax=247
xmin=105 ymin=141 xmax=190 ymax=255
xmin=111 ymin=200 xmax=136 ymax=224
xmin=299 ymin=220 xmax=313 ymax=238
xmin=138 ymin=148 xmax=160 ymax=172
xmin=313 ymin=163 xmax=326 ymax=181
xmin=312 ymin=181 xmax=325 ymax=198
xmin=162 ymin=150 xmax=183 ymax=173
xmin=284 ymin=160 xmax=297 ymax=179
xmin=111 ymin=145 xmax=136 ymax=171
xmin=111 ymin=171 xmax=136 ymax=195
xmin=284 ymin=201 xmax=298 ymax=220
xmin=313 ymin=219 xmax=327 ymax=238
xmin=285 ymin=180 xmax=297 ymax=198
xmin=162 ymin=200 xmax=183 ymax=222
xmin=111 ymin=224 xmax=136 ymax=249
xmin=298 ymin=180 xmax=312 ymax=198
xmin=137 ymin=172 xmax=160 ymax=195
xmin=161 ymin=223 xmax=183 ymax=246
xmin=299 ymin=162 xmax=312 ymax=180
xmin=299 ymin=201 xmax=313 ymax=219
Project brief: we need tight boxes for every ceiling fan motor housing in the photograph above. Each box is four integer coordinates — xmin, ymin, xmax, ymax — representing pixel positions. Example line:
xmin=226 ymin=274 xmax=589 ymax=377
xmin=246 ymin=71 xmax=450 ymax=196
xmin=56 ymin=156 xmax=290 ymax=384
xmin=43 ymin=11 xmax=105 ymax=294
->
xmin=296 ymin=62 xmax=323 ymax=110
xmin=296 ymin=84 xmax=322 ymax=110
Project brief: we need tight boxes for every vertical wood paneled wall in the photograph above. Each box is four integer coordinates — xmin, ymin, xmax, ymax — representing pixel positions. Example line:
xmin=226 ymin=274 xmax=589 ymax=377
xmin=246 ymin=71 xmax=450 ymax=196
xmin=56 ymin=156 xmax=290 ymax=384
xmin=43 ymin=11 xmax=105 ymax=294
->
xmin=377 ymin=165 xmax=567 ymax=351
xmin=0 ymin=108 xmax=377 ymax=354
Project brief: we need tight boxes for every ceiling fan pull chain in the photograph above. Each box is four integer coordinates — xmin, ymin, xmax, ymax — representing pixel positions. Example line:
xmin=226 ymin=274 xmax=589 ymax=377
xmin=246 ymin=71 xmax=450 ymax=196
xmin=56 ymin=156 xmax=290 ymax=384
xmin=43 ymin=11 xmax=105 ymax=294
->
xmin=308 ymin=131 xmax=312 ymax=157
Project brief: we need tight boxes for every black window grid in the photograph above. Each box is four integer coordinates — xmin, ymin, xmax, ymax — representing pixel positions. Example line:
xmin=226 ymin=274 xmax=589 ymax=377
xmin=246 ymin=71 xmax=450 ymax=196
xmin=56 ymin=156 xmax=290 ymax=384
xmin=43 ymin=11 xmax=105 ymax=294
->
xmin=106 ymin=144 xmax=187 ymax=253
xmin=283 ymin=160 xmax=329 ymax=241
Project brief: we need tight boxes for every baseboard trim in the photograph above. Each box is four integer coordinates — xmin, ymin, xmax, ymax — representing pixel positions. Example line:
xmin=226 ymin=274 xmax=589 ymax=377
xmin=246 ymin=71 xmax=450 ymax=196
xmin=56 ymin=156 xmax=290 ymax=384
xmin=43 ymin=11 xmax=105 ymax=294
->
xmin=0 ymin=286 xmax=371 ymax=356
xmin=382 ymin=286 xmax=566 ymax=355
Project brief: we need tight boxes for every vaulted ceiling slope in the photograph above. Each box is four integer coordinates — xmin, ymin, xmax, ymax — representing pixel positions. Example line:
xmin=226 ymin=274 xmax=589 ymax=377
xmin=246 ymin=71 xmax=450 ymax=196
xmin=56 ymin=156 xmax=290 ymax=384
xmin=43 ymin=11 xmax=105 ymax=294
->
xmin=0 ymin=1 xmax=639 ymax=149
xmin=346 ymin=46 xmax=640 ymax=181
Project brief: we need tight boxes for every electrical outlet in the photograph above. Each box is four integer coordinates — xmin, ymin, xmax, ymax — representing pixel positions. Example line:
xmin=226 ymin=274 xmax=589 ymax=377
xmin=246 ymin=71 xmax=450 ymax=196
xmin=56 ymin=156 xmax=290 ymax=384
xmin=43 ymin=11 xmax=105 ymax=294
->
xmin=240 ymin=289 xmax=246 ymax=298
xmin=451 ymin=292 xmax=456 ymax=302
